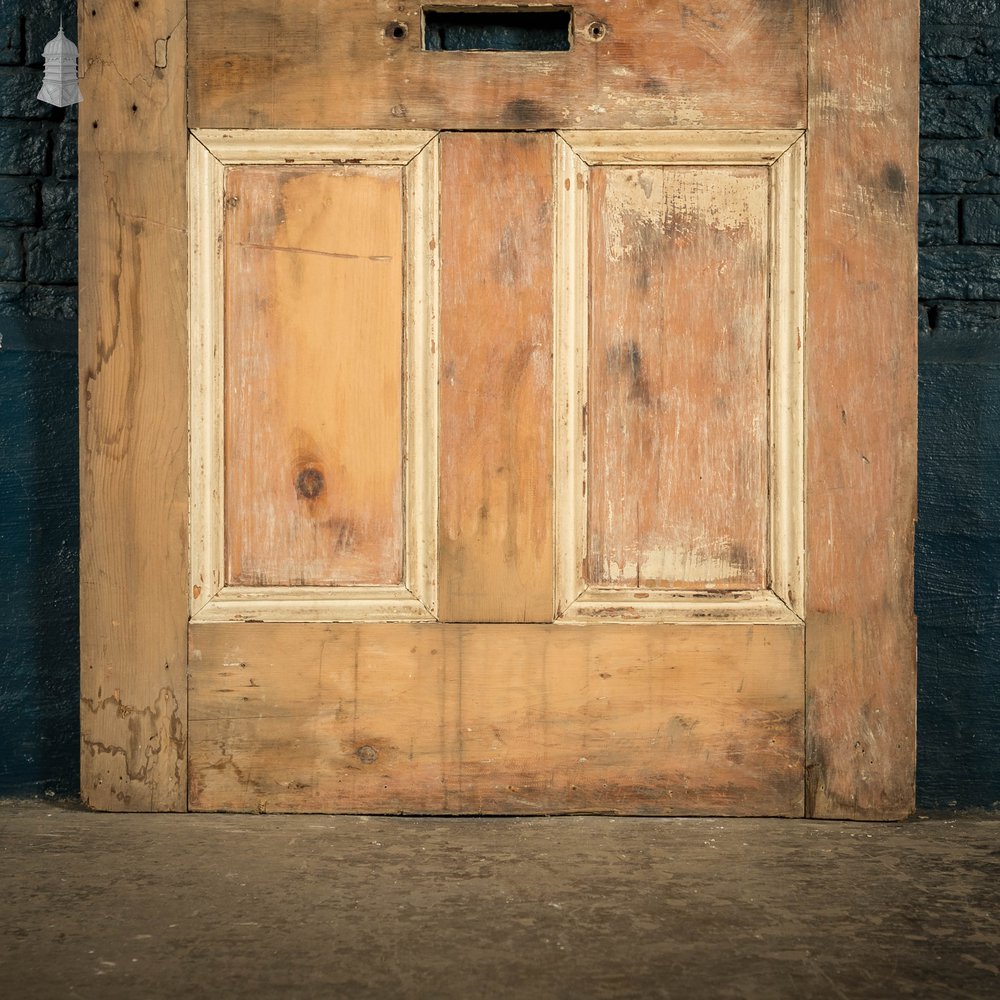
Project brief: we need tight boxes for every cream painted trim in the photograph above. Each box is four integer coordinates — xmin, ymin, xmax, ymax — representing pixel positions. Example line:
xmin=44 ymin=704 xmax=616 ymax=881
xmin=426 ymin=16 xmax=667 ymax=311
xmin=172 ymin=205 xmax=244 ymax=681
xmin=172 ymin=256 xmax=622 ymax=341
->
xmin=553 ymin=136 xmax=589 ymax=618
xmin=188 ymin=131 xmax=440 ymax=624
xmin=404 ymin=137 xmax=441 ymax=617
xmin=192 ymin=587 xmax=432 ymax=623
xmin=553 ymin=131 xmax=807 ymax=624
xmin=559 ymin=130 xmax=803 ymax=165
xmin=769 ymin=136 xmax=807 ymax=617
xmin=559 ymin=589 xmax=803 ymax=626
xmin=192 ymin=129 xmax=437 ymax=164
xmin=188 ymin=135 xmax=225 ymax=619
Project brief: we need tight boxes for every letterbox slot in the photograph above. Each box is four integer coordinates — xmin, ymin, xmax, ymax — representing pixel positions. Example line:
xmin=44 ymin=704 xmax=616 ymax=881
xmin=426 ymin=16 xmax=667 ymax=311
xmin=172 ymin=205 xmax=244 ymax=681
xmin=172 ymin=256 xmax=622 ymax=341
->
xmin=422 ymin=7 xmax=573 ymax=52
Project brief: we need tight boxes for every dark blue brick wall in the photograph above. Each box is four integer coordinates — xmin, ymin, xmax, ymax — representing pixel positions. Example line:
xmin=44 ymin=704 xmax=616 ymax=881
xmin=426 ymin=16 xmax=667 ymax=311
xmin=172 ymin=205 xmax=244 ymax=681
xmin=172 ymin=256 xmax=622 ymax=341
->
xmin=0 ymin=1 xmax=78 ymax=797
xmin=0 ymin=3 xmax=998 ymax=808
xmin=918 ymin=3 xmax=1000 ymax=809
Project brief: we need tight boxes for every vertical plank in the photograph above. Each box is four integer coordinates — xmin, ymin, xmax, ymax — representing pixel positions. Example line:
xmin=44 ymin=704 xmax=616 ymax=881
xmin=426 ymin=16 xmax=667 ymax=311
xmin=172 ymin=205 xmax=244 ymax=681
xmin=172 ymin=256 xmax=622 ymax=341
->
xmin=224 ymin=166 xmax=405 ymax=587
xmin=806 ymin=1 xmax=918 ymax=818
xmin=438 ymin=133 xmax=554 ymax=622
xmin=79 ymin=1 xmax=188 ymax=809
xmin=588 ymin=166 xmax=770 ymax=590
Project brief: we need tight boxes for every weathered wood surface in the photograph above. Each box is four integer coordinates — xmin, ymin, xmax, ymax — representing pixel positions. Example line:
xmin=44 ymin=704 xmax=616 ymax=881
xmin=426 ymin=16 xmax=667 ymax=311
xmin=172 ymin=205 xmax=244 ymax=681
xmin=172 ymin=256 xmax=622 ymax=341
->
xmin=188 ymin=0 xmax=807 ymax=131
xmin=438 ymin=133 xmax=554 ymax=622
xmin=189 ymin=622 xmax=805 ymax=815
xmin=79 ymin=1 xmax=188 ymax=809
xmin=224 ymin=166 xmax=405 ymax=587
xmin=588 ymin=166 xmax=770 ymax=590
xmin=805 ymin=1 xmax=918 ymax=819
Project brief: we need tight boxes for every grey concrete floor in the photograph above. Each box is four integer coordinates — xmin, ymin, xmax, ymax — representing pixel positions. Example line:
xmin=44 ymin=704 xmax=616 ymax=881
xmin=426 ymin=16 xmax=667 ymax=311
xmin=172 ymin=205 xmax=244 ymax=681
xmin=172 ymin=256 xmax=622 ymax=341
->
xmin=0 ymin=800 xmax=997 ymax=999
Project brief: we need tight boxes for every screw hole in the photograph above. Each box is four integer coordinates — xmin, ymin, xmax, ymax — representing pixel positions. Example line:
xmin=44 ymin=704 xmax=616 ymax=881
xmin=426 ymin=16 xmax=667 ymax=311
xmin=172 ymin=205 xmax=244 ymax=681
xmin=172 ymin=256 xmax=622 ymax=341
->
xmin=131 ymin=104 xmax=138 ymax=113
xmin=91 ymin=120 xmax=99 ymax=129
xmin=587 ymin=21 xmax=607 ymax=41
xmin=386 ymin=22 xmax=408 ymax=40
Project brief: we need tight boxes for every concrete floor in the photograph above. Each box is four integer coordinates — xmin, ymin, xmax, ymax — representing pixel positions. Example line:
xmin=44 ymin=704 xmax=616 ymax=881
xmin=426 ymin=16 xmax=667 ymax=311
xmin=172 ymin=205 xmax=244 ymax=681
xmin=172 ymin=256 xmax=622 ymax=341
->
xmin=1 ymin=801 xmax=997 ymax=999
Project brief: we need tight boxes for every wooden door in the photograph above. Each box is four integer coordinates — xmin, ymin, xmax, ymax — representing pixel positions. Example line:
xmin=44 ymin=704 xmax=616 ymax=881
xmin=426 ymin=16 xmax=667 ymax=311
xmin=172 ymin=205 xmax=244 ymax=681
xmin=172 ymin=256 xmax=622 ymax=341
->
xmin=79 ymin=2 xmax=918 ymax=818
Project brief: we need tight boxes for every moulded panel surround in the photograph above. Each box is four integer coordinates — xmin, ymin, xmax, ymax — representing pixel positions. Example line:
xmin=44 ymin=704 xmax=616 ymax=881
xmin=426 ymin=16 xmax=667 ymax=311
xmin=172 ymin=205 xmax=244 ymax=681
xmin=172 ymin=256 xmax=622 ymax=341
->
xmin=554 ymin=131 xmax=806 ymax=624
xmin=188 ymin=130 xmax=441 ymax=623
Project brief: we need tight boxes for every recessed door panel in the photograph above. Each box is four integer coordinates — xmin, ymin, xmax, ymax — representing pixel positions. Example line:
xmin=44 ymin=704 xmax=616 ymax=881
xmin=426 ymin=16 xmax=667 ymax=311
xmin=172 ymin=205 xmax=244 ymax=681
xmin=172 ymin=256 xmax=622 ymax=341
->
xmin=224 ymin=165 xmax=405 ymax=588
xmin=588 ymin=165 xmax=770 ymax=591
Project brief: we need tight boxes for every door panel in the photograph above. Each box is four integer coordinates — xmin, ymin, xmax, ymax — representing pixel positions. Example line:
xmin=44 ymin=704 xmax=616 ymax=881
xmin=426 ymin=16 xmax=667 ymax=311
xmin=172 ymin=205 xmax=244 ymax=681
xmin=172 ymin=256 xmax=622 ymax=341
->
xmin=189 ymin=621 xmax=804 ymax=815
xmin=438 ymin=132 xmax=555 ymax=623
xmin=587 ymin=165 xmax=770 ymax=591
xmin=224 ymin=165 xmax=405 ymax=587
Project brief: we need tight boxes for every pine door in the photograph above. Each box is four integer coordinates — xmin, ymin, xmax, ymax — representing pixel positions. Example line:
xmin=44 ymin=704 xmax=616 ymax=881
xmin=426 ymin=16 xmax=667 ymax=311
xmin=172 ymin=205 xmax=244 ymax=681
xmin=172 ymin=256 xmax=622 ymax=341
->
xmin=80 ymin=2 xmax=918 ymax=817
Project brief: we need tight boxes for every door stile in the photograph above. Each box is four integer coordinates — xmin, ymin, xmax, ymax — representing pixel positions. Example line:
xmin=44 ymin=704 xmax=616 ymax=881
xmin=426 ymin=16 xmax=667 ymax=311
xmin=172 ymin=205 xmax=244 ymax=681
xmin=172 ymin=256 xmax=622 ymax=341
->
xmin=804 ymin=2 xmax=918 ymax=820
xmin=79 ymin=1 xmax=189 ymax=811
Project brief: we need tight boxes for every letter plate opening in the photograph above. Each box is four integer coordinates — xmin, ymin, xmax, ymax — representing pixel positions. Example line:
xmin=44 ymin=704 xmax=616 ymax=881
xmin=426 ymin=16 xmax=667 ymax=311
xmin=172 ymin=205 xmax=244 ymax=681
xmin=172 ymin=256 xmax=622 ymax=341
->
xmin=423 ymin=7 xmax=573 ymax=51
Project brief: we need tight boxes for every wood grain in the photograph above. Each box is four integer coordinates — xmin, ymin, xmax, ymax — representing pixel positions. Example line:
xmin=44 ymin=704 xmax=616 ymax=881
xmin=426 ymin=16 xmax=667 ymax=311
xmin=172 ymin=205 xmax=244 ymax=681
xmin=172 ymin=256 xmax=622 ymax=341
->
xmin=588 ymin=166 xmax=770 ymax=590
xmin=224 ymin=165 xmax=405 ymax=587
xmin=79 ymin=1 xmax=188 ymax=809
xmin=438 ymin=133 xmax=554 ymax=622
xmin=805 ymin=1 xmax=918 ymax=819
xmin=189 ymin=621 xmax=804 ymax=815
xmin=188 ymin=0 xmax=807 ymax=131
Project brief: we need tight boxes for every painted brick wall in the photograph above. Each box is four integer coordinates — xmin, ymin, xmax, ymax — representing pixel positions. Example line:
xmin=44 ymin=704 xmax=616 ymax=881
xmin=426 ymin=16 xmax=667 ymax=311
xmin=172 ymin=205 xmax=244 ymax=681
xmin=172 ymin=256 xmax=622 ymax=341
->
xmin=0 ymin=3 xmax=998 ymax=807
xmin=0 ymin=1 xmax=78 ymax=796
xmin=917 ymin=0 xmax=1000 ymax=809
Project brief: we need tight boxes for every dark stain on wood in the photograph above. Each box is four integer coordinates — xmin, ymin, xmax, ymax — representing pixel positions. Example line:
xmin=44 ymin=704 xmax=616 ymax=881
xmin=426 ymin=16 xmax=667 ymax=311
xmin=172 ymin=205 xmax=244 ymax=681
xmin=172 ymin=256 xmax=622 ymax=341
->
xmin=606 ymin=341 xmax=651 ymax=406
xmin=811 ymin=0 xmax=844 ymax=25
xmin=882 ymin=161 xmax=909 ymax=197
xmin=502 ymin=98 xmax=546 ymax=127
